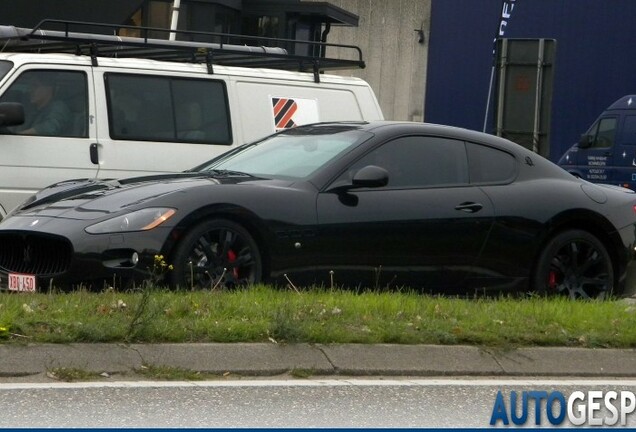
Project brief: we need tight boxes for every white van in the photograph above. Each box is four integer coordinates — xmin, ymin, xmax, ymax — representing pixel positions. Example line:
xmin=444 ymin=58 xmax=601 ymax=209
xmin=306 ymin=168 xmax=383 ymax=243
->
xmin=0 ymin=21 xmax=383 ymax=218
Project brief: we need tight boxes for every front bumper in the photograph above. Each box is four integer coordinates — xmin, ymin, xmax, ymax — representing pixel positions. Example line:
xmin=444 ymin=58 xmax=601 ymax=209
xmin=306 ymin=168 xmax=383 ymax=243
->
xmin=0 ymin=221 xmax=173 ymax=291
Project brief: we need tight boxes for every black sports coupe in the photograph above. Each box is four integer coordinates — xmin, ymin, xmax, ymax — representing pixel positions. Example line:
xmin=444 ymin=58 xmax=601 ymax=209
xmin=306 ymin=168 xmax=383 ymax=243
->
xmin=1 ymin=121 xmax=635 ymax=298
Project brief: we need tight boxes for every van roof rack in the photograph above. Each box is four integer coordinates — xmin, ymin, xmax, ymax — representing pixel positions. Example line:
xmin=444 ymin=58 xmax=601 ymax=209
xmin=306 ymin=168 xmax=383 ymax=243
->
xmin=0 ymin=19 xmax=366 ymax=83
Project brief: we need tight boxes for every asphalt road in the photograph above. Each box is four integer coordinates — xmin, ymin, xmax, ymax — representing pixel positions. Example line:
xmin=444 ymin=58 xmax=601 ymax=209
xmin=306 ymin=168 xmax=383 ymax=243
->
xmin=2 ymin=378 xmax=636 ymax=427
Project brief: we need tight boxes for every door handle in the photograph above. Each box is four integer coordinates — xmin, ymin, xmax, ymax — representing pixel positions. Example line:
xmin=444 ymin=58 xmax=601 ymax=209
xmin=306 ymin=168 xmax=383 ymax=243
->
xmin=89 ymin=143 xmax=99 ymax=165
xmin=455 ymin=202 xmax=483 ymax=213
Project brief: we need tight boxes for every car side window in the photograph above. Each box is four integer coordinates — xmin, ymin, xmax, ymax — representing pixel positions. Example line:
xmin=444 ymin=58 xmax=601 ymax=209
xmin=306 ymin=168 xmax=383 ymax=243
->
xmin=346 ymin=136 xmax=469 ymax=188
xmin=0 ymin=69 xmax=88 ymax=138
xmin=467 ymin=142 xmax=517 ymax=184
xmin=106 ymin=73 xmax=232 ymax=144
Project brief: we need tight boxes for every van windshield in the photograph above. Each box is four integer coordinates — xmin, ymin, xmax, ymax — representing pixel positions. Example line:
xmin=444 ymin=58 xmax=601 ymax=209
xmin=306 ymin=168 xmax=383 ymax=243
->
xmin=0 ymin=60 xmax=13 ymax=82
xmin=197 ymin=126 xmax=373 ymax=180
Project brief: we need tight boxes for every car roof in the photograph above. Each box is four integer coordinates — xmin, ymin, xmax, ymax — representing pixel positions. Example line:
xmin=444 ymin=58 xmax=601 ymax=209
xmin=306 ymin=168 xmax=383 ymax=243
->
xmin=289 ymin=120 xmax=569 ymax=182
xmin=290 ymin=120 xmax=524 ymax=151
xmin=606 ymin=95 xmax=636 ymax=111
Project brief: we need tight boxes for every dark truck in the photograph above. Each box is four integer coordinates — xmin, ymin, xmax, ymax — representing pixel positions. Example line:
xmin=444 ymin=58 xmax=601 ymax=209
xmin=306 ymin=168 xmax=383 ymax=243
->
xmin=558 ymin=95 xmax=636 ymax=189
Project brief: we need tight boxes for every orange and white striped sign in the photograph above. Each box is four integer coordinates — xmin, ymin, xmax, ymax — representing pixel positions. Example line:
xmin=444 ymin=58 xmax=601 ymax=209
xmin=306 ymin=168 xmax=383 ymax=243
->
xmin=272 ymin=98 xmax=298 ymax=129
xmin=271 ymin=97 xmax=319 ymax=131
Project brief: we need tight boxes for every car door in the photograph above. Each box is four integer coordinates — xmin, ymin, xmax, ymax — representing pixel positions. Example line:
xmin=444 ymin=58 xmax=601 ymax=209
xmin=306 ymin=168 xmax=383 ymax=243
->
xmin=0 ymin=64 xmax=95 ymax=215
xmin=615 ymin=114 xmax=636 ymax=188
xmin=578 ymin=116 xmax=617 ymax=185
xmin=315 ymin=136 xmax=495 ymax=292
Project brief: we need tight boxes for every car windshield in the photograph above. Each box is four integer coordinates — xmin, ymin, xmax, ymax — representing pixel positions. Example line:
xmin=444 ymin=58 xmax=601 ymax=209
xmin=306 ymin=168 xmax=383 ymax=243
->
xmin=197 ymin=125 xmax=373 ymax=179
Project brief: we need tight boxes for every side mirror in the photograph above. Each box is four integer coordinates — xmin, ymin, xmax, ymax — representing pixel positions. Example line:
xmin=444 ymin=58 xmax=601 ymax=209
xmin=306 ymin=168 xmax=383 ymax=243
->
xmin=328 ymin=165 xmax=389 ymax=192
xmin=0 ymin=102 xmax=25 ymax=127
xmin=578 ymin=134 xmax=593 ymax=149
xmin=351 ymin=165 xmax=389 ymax=188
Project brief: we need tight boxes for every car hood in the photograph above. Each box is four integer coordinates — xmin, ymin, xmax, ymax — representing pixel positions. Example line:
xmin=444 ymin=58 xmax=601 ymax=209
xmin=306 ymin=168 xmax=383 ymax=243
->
xmin=9 ymin=172 xmax=288 ymax=220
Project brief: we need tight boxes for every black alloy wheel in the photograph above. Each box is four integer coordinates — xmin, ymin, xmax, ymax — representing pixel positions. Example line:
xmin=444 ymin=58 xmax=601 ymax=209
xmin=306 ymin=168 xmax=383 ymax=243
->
xmin=170 ymin=219 xmax=262 ymax=290
xmin=533 ymin=229 xmax=614 ymax=300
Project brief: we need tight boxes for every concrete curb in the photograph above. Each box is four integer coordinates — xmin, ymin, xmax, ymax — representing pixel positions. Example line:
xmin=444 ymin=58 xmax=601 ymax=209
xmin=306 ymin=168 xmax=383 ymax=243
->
xmin=1 ymin=343 xmax=636 ymax=378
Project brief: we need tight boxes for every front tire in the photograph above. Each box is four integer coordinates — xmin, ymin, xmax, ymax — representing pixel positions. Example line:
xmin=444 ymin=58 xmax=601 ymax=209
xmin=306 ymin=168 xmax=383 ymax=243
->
xmin=533 ymin=229 xmax=614 ymax=299
xmin=170 ymin=219 xmax=262 ymax=290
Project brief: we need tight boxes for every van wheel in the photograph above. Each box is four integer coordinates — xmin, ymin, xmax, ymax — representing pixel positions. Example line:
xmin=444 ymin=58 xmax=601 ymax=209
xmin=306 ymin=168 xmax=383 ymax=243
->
xmin=170 ymin=219 xmax=262 ymax=290
xmin=532 ymin=230 xmax=613 ymax=299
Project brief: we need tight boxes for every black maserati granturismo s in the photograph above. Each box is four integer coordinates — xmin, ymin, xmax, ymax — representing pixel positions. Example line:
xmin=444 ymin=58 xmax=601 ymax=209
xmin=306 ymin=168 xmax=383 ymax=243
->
xmin=1 ymin=121 xmax=636 ymax=298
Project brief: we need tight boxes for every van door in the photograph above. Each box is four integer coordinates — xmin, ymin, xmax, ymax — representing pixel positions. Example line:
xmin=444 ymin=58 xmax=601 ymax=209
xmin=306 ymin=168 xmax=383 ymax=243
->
xmin=578 ymin=116 xmax=617 ymax=185
xmin=615 ymin=114 xmax=636 ymax=188
xmin=0 ymin=65 xmax=95 ymax=216
xmin=91 ymin=70 xmax=235 ymax=178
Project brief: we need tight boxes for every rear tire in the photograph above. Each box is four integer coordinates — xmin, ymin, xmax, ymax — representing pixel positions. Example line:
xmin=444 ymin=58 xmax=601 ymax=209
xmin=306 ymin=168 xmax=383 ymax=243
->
xmin=170 ymin=219 xmax=262 ymax=290
xmin=533 ymin=229 xmax=613 ymax=299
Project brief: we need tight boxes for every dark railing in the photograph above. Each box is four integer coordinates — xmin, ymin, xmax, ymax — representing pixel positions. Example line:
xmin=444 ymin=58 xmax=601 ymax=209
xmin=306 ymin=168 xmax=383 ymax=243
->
xmin=0 ymin=19 xmax=365 ymax=83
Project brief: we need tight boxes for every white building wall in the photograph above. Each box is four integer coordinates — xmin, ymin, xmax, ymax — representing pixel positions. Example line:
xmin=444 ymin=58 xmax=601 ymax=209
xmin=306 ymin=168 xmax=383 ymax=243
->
xmin=309 ymin=0 xmax=431 ymax=122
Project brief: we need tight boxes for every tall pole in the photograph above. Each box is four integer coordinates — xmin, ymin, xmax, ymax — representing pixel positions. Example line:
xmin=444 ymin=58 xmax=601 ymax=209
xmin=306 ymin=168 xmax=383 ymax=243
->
xmin=483 ymin=0 xmax=518 ymax=133
xmin=169 ymin=0 xmax=182 ymax=41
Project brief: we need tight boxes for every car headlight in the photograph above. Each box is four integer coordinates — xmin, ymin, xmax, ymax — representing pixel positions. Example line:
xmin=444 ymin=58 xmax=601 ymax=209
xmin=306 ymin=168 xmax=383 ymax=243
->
xmin=85 ymin=208 xmax=176 ymax=234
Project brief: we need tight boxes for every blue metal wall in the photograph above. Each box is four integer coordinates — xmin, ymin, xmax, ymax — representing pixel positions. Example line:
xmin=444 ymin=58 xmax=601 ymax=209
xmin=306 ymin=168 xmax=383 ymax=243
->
xmin=426 ymin=0 xmax=636 ymax=161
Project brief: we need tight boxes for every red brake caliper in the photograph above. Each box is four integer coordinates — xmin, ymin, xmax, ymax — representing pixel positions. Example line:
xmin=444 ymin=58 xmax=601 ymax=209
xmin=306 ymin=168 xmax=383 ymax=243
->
xmin=548 ymin=271 xmax=557 ymax=290
xmin=227 ymin=250 xmax=239 ymax=279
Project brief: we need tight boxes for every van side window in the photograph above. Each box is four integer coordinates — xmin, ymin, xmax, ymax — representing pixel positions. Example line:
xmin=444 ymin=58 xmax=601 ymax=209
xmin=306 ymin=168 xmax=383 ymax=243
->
xmin=588 ymin=117 xmax=617 ymax=148
xmin=621 ymin=116 xmax=636 ymax=145
xmin=0 ymin=70 xmax=88 ymax=137
xmin=0 ymin=60 xmax=12 ymax=81
xmin=106 ymin=73 xmax=232 ymax=145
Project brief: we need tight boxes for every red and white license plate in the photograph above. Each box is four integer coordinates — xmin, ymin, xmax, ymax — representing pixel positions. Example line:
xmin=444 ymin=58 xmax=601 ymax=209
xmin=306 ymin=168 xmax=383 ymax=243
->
xmin=8 ymin=273 xmax=37 ymax=292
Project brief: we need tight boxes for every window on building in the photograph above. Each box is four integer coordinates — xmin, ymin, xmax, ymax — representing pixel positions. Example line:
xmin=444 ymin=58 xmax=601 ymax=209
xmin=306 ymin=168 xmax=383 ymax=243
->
xmin=133 ymin=1 xmax=240 ymax=41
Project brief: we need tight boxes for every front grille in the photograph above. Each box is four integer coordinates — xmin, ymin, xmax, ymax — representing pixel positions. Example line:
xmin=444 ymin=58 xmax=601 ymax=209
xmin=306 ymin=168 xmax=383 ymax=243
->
xmin=0 ymin=233 xmax=72 ymax=276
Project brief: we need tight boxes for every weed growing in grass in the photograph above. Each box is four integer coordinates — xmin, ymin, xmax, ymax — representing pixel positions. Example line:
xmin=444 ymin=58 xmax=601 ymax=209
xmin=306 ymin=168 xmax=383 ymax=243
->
xmin=124 ymin=287 xmax=152 ymax=342
xmin=124 ymin=255 xmax=174 ymax=342
xmin=269 ymin=303 xmax=305 ymax=343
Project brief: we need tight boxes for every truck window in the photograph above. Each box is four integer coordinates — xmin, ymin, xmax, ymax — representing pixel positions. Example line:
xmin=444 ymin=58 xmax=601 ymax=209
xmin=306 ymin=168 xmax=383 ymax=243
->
xmin=621 ymin=115 xmax=636 ymax=145
xmin=106 ymin=73 xmax=232 ymax=145
xmin=0 ymin=69 xmax=88 ymax=137
xmin=588 ymin=117 xmax=617 ymax=149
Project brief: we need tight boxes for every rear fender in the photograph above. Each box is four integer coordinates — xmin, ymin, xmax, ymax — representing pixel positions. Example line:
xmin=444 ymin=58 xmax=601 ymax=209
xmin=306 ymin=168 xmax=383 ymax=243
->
xmin=534 ymin=209 xmax=626 ymax=284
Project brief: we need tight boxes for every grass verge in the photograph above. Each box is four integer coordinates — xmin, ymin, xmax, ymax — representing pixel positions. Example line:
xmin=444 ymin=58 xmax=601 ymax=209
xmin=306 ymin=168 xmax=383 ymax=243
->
xmin=0 ymin=285 xmax=635 ymax=348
